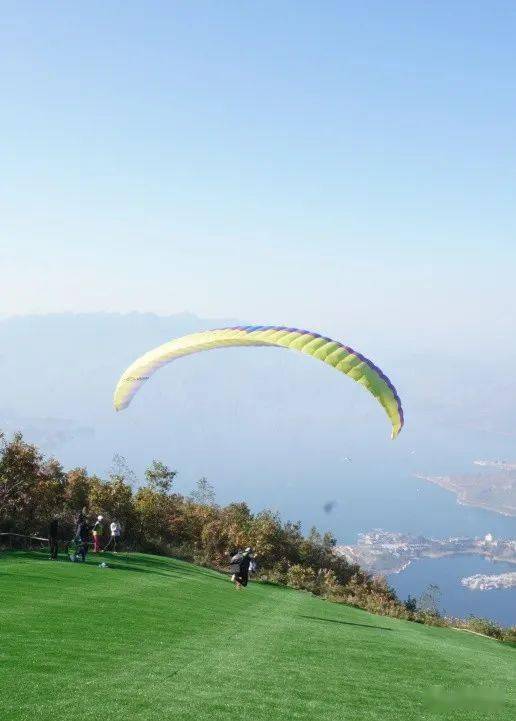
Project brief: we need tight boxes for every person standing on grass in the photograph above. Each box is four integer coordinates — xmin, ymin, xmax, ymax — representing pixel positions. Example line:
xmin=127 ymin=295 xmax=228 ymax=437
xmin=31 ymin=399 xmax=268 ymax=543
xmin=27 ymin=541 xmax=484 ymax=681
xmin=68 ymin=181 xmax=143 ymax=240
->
xmin=229 ymin=549 xmax=241 ymax=583
xmin=48 ymin=516 xmax=59 ymax=560
xmin=230 ymin=547 xmax=254 ymax=589
xmin=74 ymin=507 xmax=87 ymax=539
xmin=77 ymin=518 xmax=90 ymax=562
xmin=92 ymin=515 xmax=104 ymax=553
xmin=108 ymin=519 xmax=121 ymax=553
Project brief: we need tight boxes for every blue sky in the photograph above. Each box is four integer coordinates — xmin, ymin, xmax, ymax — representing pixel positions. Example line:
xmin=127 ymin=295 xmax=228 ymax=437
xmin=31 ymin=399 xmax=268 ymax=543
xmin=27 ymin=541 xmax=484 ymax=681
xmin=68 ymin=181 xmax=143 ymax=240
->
xmin=2 ymin=1 xmax=515 ymax=353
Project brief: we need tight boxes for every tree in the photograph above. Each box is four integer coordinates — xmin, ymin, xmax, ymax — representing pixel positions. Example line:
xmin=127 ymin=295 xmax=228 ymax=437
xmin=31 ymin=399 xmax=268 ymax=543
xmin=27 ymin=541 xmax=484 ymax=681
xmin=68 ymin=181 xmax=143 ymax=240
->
xmin=110 ymin=454 xmax=137 ymax=489
xmin=0 ymin=432 xmax=65 ymax=532
xmin=217 ymin=502 xmax=253 ymax=552
xmin=418 ymin=584 xmax=441 ymax=614
xmin=133 ymin=487 xmax=175 ymax=549
xmin=0 ymin=432 xmax=38 ymax=519
xmin=144 ymin=460 xmax=177 ymax=495
xmin=404 ymin=595 xmax=418 ymax=613
xmin=89 ymin=476 xmax=134 ymax=536
xmin=64 ymin=468 xmax=92 ymax=516
xmin=189 ymin=477 xmax=216 ymax=506
xmin=249 ymin=510 xmax=286 ymax=565
xmin=299 ymin=526 xmax=336 ymax=569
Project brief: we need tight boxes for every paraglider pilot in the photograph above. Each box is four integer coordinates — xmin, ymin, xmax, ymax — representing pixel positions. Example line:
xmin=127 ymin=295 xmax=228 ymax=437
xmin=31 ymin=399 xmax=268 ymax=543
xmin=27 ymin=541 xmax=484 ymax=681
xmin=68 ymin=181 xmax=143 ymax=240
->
xmin=230 ymin=547 xmax=254 ymax=589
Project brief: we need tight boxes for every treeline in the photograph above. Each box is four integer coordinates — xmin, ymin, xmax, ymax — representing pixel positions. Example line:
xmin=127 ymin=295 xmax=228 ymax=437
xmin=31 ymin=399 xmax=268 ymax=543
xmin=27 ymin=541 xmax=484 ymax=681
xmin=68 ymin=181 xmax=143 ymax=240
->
xmin=1 ymin=431 xmax=514 ymax=642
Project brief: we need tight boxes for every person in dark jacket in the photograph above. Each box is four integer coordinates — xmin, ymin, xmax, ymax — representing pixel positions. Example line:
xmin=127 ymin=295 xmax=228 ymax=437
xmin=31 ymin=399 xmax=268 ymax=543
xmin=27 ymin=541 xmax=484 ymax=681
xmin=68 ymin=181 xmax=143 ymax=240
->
xmin=48 ymin=517 xmax=59 ymax=560
xmin=74 ymin=507 xmax=87 ymax=531
xmin=77 ymin=519 xmax=90 ymax=562
xmin=230 ymin=547 xmax=253 ymax=589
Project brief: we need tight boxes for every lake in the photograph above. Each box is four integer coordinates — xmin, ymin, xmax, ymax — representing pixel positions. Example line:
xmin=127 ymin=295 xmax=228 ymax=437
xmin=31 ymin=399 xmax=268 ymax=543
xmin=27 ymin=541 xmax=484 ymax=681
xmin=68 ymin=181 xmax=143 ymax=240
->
xmin=388 ymin=555 xmax=515 ymax=627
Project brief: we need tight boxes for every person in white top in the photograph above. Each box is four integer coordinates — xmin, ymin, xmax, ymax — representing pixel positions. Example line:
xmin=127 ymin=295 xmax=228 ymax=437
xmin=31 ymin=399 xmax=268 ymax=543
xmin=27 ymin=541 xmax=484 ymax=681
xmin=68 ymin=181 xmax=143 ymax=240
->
xmin=108 ymin=520 xmax=121 ymax=553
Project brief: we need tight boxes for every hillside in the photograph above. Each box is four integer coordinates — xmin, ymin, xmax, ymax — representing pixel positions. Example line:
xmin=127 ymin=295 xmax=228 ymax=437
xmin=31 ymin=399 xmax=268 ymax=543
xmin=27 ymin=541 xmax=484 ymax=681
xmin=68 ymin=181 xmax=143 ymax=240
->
xmin=0 ymin=552 xmax=513 ymax=721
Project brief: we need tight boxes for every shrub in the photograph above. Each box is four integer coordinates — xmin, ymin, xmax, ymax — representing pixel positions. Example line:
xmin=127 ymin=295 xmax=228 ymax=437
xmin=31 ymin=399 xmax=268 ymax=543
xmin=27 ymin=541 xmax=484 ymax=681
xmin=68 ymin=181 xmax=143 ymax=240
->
xmin=286 ymin=564 xmax=317 ymax=592
xmin=501 ymin=626 xmax=516 ymax=644
xmin=458 ymin=616 xmax=504 ymax=640
xmin=314 ymin=568 xmax=340 ymax=598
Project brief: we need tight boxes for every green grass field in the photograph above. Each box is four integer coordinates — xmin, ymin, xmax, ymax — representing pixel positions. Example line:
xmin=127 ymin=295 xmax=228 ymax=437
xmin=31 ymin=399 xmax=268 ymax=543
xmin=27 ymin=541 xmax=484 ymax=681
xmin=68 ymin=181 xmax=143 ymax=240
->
xmin=0 ymin=551 xmax=514 ymax=721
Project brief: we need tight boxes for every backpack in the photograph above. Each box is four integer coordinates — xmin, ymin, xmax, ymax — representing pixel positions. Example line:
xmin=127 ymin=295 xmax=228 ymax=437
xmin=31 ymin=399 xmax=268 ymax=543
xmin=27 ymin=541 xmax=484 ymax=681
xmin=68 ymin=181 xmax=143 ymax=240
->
xmin=229 ymin=552 xmax=243 ymax=573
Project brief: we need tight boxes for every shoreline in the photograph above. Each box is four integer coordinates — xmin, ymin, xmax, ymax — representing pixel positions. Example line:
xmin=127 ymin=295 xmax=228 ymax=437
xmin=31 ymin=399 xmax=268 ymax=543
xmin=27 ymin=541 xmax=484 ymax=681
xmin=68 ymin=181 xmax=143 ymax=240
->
xmin=383 ymin=550 xmax=516 ymax=576
xmin=337 ymin=529 xmax=516 ymax=580
xmin=414 ymin=474 xmax=516 ymax=518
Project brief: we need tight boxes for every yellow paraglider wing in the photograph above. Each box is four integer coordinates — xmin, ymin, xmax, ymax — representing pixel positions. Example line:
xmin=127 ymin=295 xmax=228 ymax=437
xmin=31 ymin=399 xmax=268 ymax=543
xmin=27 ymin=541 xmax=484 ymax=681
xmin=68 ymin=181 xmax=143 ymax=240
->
xmin=113 ymin=326 xmax=403 ymax=438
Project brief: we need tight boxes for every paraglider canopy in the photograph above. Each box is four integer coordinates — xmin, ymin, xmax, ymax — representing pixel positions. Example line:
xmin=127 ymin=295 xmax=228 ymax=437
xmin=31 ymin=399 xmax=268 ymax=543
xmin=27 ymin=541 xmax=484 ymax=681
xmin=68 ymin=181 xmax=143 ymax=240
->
xmin=113 ymin=325 xmax=404 ymax=438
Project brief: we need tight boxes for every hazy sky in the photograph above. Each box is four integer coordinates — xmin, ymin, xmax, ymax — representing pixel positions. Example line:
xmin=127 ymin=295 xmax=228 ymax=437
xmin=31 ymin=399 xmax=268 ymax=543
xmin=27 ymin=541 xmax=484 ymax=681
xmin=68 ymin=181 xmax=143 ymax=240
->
xmin=2 ymin=2 xmax=515 ymax=351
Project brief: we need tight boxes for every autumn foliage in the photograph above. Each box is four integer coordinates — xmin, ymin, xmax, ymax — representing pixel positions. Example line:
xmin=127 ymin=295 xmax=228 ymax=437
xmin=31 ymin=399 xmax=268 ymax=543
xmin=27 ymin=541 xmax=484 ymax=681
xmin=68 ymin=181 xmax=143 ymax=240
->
xmin=2 ymin=431 xmax=514 ymax=640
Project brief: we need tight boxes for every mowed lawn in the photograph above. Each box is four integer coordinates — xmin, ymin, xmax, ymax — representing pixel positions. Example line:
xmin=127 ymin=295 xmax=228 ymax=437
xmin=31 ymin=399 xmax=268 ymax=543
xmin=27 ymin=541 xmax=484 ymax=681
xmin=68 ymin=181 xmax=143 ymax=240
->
xmin=0 ymin=551 xmax=514 ymax=721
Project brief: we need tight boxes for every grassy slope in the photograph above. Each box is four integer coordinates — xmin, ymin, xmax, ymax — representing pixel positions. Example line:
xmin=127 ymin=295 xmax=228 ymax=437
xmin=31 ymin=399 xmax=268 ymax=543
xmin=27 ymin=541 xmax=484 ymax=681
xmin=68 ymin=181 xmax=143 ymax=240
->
xmin=0 ymin=552 xmax=513 ymax=721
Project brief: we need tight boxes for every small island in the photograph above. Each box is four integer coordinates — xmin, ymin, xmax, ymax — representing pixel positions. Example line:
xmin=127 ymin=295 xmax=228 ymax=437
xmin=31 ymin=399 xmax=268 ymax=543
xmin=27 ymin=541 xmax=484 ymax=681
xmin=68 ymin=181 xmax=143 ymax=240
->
xmin=461 ymin=571 xmax=516 ymax=591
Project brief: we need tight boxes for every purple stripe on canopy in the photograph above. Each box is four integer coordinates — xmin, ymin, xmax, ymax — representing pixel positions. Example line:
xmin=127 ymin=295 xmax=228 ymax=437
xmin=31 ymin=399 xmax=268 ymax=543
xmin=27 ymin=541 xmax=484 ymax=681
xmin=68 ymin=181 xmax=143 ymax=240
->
xmin=210 ymin=325 xmax=403 ymax=428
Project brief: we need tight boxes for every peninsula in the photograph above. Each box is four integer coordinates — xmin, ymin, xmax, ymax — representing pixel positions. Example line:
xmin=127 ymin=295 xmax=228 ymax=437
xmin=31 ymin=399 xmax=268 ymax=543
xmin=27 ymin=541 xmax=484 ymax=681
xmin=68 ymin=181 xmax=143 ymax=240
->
xmin=414 ymin=467 xmax=516 ymax=517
